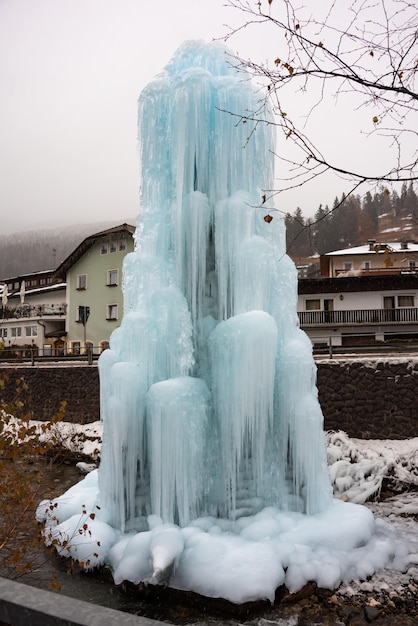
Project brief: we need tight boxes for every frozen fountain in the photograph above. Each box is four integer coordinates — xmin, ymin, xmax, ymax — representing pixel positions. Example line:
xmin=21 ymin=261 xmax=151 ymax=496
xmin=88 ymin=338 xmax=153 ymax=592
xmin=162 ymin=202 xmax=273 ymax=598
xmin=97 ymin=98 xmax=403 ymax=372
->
xmin=98 ymin=39 xmax=332 ymax=534
xmin=37 ymin=41 xmax=413 ymax=605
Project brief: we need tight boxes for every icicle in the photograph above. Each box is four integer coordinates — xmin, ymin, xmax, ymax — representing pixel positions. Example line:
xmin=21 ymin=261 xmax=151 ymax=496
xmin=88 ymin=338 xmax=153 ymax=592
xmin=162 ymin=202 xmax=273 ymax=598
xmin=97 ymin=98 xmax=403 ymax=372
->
xmin=209 ymin=311 xmax=278 ymax=517
xmin=147 ymin=377 xmax=210 ymax=526
xmin=98 ymin=40 xmax=332 ymax=535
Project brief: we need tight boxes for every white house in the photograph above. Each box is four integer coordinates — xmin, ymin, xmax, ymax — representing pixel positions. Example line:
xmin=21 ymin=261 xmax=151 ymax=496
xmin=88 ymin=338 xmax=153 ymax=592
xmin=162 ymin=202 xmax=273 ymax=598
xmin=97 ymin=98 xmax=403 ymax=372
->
xmin=298 ymin=274 xmax=418 ymax=348
xmin=0 ymin=271 xmax=66 ymax=356
xmin=322 ymin=240 xmax=418 ymax=277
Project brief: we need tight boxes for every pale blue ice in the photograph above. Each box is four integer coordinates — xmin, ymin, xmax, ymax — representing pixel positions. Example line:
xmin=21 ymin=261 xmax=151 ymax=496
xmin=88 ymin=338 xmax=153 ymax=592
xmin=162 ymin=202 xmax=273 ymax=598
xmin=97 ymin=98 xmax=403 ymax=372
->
xmin=98 ymin=39 xmax=332 ymax=532
xmin=37 ymin=41 xmax=415 ymax=604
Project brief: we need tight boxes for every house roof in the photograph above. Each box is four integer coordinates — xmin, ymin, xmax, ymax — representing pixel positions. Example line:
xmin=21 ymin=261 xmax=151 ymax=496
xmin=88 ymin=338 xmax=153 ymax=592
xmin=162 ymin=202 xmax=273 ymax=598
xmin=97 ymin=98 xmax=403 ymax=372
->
xmin=5 ymin=283 xmax=67 ymax=299
xmin=54 ymin=223 xmax=135 ymax=279
xmin=325 ymin=241 xmax=418 ymax=256
xmin=299 ymin=274 xmax=418 ymax=295
xmin=0 ymin=269 xmax=56 ymax=285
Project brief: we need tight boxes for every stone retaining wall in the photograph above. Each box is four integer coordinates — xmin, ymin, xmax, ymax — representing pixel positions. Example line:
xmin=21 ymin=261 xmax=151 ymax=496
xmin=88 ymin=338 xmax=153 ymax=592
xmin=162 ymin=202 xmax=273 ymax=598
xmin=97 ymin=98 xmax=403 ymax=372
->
xmin=317 ymin=357 xmax=418 ymax=439
xmin=1 ymin=358 xmax=417 ymax=438
xmin=0 ymin=366 xmax=100 ymax=425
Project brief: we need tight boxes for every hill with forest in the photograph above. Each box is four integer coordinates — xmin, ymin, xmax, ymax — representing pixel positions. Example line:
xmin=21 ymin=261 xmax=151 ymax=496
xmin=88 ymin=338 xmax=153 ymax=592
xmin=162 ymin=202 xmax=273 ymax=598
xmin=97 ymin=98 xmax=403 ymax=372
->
xmin=285 ymin=182 xmax=418 ymax=260
xmin=1 ymin=183 xmax=417 ymax=280
xmin=0 ymin=219 xmax=136 ymax=280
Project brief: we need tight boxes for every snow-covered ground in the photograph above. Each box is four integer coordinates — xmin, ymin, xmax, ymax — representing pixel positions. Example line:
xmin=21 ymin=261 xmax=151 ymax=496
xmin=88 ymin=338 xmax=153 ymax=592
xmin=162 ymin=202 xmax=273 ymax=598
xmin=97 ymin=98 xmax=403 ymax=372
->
xmin=325 ymin=430 xmax=418 ymax=600
xmin=27 ymin=419 xmax=417 ymax=505
xmin=31 ymin=419 xmax=418 ymax=605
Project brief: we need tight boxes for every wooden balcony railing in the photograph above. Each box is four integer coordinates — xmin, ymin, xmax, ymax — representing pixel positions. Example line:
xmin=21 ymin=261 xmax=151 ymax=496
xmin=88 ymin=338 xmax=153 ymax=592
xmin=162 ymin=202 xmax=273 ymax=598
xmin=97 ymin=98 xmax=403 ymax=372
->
xmin=0 ymin=303 xmax=67 ymax=320
xmin=334 ymin=267 xmax=416 ymax=276
xmin=298 ymin=307 xmax=418 ymax=326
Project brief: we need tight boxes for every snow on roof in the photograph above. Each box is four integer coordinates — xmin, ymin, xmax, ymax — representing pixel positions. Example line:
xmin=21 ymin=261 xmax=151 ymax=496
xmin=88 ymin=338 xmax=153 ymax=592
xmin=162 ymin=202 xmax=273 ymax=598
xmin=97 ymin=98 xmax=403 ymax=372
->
xmin=326 ymin=242 xmax=418 ymax=256
xmin=6 ymin=283 xmax=66 ymax=298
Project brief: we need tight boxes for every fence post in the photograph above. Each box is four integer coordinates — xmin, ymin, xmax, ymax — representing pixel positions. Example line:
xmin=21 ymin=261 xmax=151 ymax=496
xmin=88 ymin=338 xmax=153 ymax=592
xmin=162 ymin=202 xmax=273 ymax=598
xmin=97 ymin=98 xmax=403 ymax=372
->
xmin=329 ymin=336 xmax=333 ymax=358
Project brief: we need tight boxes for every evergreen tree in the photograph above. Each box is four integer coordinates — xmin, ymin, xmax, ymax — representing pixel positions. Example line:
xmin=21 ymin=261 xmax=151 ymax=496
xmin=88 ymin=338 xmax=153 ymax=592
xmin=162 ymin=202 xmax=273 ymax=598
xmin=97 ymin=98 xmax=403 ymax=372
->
xmin=359 ymin=191 xmax=378 ymax=241
xmin=285 ymin=208 xmax=313 ymax=257
xmin=400 ymin=182 xmax=418 ymax=218
xmin=313 ymin=204 xmax=334 ymax=254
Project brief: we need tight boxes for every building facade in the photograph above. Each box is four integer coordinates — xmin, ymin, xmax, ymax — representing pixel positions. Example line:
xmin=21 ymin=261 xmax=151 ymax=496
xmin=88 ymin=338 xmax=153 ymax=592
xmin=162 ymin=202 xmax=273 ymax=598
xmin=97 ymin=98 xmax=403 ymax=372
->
xmin=295 ymin=240 xmax=418 ymax=349
xmin=298 ymin=274 xmax=418 ymax=348
xmin=0 ymin=224 xmax=135 ymax=357
xmin=54 ymin=223 xmax=135 ymax=354
xmin=4 ymin=231 xmax=418 ymax=357
xmin=322 ymin=240 xmax=418 ymax=277
xmin=0 ymin=271 xmax=66 ymax=356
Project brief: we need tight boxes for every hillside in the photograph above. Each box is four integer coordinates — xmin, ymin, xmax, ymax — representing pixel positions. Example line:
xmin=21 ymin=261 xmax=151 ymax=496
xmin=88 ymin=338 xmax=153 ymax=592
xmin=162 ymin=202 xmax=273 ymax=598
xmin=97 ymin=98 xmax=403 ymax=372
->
xmin=0 ymin=219 xmax=136 ymax=280
xmin=285 ymin=183 xmax=418 ymax=259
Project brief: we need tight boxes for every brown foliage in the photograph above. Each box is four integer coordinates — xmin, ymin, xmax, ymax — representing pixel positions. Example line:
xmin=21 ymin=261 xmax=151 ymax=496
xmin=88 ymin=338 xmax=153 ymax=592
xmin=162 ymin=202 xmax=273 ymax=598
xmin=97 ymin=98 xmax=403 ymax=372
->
xmin=0 ymin=372 xmax=69 ymax=581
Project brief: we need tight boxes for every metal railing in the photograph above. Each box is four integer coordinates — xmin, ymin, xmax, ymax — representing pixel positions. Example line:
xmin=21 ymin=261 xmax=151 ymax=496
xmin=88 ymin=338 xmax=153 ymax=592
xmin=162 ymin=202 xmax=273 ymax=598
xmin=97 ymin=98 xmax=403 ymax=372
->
xmin=333 ymin=267 xmax=415 ymax=276
xmin=0 ymin=576 xmax=161 ymax=626
xmin=298 ymin=307 xmax=418 ymax=326
xmin=0 ymin=303 xmax=67 ymax=319
xmin=0 ymin=345 xmax=98 ymax=365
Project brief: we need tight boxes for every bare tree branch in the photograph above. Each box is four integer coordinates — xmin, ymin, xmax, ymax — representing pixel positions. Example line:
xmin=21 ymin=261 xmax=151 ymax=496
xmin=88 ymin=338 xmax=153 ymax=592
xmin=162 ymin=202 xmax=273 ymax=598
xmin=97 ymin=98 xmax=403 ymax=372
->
xmin=222 ymin=0 xmax=418 ymax=195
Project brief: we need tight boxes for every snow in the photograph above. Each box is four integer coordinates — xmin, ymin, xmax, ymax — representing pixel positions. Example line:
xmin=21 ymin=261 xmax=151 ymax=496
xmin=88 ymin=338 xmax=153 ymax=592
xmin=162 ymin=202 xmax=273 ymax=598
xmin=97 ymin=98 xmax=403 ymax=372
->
xmin=325 ymin=241 xmax=418 ymax=256
xmin=1 ymin=416 xmax=102 ymax=460
xmin=35 ymin=419 xmax=418 ymax=605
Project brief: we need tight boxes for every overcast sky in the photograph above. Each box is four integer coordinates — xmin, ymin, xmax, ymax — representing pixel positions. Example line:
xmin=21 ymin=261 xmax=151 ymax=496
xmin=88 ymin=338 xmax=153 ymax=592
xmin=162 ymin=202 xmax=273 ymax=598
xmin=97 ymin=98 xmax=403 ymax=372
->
xmin=0 ymin=0 xmax=413 ymax=235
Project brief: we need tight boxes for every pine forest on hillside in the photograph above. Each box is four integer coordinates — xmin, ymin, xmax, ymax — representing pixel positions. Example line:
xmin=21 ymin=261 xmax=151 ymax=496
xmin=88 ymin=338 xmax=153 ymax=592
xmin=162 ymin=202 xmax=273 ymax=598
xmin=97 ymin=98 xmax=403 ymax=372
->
xmin=1 ymin=184 xmax=417 ymax=280
xmin=0 ymin=220 xmax=136 ymax=281
xmin=285 ymin=183 xmax=418 ymax=259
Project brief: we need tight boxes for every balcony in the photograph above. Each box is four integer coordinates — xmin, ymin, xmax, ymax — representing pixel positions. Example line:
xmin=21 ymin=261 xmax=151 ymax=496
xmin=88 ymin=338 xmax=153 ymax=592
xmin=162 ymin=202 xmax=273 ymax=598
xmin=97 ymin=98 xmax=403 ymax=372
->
xmin=333 ymin=268 xmax=417 ymax=277
xmin=298 ymin=308 xmax=418 ymax=326
xmin=0 ymin=303 xmax=67 ymax=320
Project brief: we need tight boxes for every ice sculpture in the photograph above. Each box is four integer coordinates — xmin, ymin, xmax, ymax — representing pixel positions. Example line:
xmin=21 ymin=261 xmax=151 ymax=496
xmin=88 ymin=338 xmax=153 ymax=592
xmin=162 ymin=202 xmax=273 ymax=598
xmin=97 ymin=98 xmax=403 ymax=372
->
xmin=41 ymin=41 xmax=408 ymax=605
xmin=98 ymin=39 xmax=332 ymax=534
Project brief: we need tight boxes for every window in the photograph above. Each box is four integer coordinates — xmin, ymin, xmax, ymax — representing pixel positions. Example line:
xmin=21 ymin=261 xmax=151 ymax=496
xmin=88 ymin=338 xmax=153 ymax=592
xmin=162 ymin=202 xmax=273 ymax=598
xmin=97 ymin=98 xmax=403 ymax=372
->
xmin=11 ymin=327 xmax=22 ymax=337
xmin=109 ymin=241 xmax=117 ymax=253
xmin=398 ymin=295 xmax=414 ymax=307
xmin=364 ymin=261 xmax=371 ymax=270
xmin=409 ymin=261 xmax=416 ymax=270
xmin=71 ymin=341 xmax=81 ymax=355
xmin=77 ymin=274 xmax=87 ymax=290
xmin=84 ymin=341 xmax=94 ymax=355
xmin=107 ymin=304 xmax=118 ymax=320
xmin=107 ymin=269 xmax=118 ymax=286
xmin=306 ymin=299 xmax=321 ymax=311
xmin=0 ymin=328 xmax=7 ymax=338
xmin=25 ymin=326 xmax=38 ymax=337
xmin=101 ymin=243 xmax=108 ymax=255
xmin=100 ymin=340 xmax=110 ymax=352
xmin=343 ymin=262 xmax=353 ymax=271
xmin=40 ymin=278 xmax=47 ymax=285
xmin=119 ymin=238 xmax=126 ymax=251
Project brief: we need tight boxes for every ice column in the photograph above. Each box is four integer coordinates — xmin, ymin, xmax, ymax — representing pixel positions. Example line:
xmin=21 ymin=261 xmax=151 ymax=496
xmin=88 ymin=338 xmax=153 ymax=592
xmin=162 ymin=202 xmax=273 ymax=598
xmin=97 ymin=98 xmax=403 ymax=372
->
xmin=98 ymin=40 xmax=332 ymax=533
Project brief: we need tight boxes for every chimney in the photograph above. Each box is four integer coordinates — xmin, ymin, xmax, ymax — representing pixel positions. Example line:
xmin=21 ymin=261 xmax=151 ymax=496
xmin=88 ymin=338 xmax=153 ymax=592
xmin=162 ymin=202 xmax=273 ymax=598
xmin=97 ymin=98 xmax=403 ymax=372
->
xmin=400 ymin=241 xmax=409 ymax=250
xmin=368 ymin=239 xmax=376 ymax=251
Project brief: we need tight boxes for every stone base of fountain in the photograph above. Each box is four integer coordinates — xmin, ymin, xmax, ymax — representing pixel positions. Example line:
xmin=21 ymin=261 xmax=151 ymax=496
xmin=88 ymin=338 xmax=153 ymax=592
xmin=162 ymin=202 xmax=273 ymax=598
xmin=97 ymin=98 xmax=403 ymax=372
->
xmin=116 ymin=578 xmax=320 ymax=618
